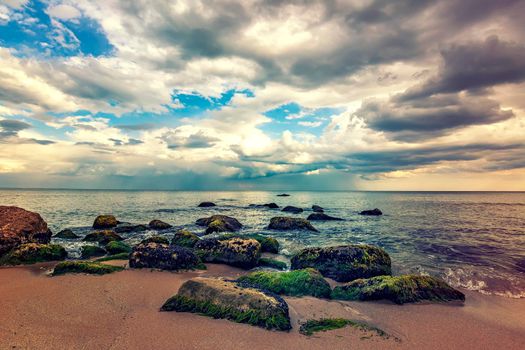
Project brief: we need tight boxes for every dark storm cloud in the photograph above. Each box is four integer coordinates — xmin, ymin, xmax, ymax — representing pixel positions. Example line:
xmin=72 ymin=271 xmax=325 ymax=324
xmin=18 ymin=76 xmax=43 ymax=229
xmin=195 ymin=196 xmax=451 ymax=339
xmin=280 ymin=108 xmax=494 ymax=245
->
xmin=0 ymin=119 xmax=55 ymax=145
xmin=0 ymin=119 xmax=31 ymax=135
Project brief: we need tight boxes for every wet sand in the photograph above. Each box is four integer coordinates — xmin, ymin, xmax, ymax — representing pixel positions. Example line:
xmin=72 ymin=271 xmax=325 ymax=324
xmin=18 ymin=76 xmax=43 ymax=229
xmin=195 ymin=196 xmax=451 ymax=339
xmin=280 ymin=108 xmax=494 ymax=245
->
xmin=1 ymin=262 xmax=524 ymax=350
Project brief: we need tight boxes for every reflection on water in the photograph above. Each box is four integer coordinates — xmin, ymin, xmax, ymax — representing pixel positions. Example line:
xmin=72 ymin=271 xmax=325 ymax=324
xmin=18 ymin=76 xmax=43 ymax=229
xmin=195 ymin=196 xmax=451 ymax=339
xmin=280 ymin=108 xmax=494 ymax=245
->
xmin=1 ymin=190 xmax=524 ymax=297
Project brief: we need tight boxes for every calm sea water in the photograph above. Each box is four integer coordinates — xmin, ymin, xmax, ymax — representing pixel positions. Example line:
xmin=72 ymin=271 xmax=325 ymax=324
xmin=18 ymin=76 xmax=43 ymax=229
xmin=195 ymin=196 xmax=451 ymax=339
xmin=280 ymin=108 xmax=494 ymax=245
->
xmin=1 ymin=190 xmax=524 ymax=297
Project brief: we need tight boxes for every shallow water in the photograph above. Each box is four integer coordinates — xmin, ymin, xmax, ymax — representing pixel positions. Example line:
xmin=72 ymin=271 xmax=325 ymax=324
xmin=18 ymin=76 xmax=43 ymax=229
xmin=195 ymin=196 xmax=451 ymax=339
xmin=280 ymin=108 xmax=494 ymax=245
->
xmin=1 ymin=190 xmax=524 ymax=297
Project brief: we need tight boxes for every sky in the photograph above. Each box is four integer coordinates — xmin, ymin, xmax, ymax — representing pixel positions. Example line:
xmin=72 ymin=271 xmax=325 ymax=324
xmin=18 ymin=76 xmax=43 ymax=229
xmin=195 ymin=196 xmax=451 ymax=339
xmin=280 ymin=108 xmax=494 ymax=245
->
xmin=0 ymin=0 xmax=524 ymax=191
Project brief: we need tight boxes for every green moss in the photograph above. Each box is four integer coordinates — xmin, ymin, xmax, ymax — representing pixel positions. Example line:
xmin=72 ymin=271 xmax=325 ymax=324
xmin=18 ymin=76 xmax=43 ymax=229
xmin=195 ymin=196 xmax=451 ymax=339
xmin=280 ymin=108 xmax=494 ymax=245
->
xmin=161 ymin=295 xmax=291 ymax=331
xmin=299 ymin=318 xmax=390 ymax=338
xmin=105 ymin=241 xmax=131 ymax=254
xmin=52 ymin=261 xmax=124 ymax=276
xmin=331 ymin=275 xmax=465 ymax=304
xmin=237 ymin=268 xmax=331 ymax=298
xmin=0 ymin=243 xmax=67 ymax=265
xmin=171 ymin=229 xmax=200 ymax=248
xmin=83 ymin=230 xmax=123 ymax=245
xmin=80 ymin=245 xmax=107 ymax=259
xmin=95 ymin=252 xmax=129 ymax=261
xmin=258 ymin=257 xmax=287 ymax=270
xmin=140 ymin=235 xmax=169 ymax=245
xmin=219 ymin=234 xmax=279 ymax=253
xmin=92 ymin=215 xmax=118 ymax=229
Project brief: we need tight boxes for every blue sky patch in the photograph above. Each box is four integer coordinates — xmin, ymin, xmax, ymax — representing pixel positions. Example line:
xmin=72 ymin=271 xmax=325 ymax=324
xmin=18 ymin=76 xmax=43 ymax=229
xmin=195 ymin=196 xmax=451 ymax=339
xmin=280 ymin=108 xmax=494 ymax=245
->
xmin=169 ymin=88 xmax=255 ymax=117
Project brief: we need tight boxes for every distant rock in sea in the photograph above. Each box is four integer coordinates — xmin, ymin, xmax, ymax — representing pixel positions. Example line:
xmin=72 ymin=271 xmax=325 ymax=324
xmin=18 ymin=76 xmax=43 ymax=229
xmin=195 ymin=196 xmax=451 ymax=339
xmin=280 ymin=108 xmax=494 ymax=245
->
xmin=198 ymin=202 xmax=216 ymax=207
xmin=276 ymin=193 xmax=290 ymax=197
xmin=359 ymin=208 xmax=383 ymax=216
xmin=307 ymin=213 xmax=343 ymax=221
xmin=281 ymin=206 xmax=303 ymax=214
xmin=268 ymin=217 xmax=318 ymax=232
xmin=312 ymin=205 xmax=324 ymax=212
xmin=92 ymin=215 xmax=118 ymax=229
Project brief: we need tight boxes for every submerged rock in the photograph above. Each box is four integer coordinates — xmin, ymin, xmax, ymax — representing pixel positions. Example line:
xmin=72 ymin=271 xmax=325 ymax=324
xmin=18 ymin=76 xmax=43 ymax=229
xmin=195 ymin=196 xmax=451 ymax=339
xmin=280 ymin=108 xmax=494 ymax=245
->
xmin=83 ymin=230 xmax=123 ymax=245
xmin=114 ymin=224 xmax=147 ymax=234
xmin=54 ymin=229 xmax=79 ymax=239
xmin=268 ymin=217 xmax=319 ymax=232
xmin=331 ymin=275 xmax=465 ymax=304
xmin=249 ymin=203 xmax=279 ymax=209
xmin=161 ymin=277 xmax=291 ymax=331
xmin=0 ymin=243 xmax=67 ymax=265
xmin=80 ymin=245 xmax=107 ymax=259
xmin=140 ymin=235 xmax=170 ymax=245
xmin=307 ymin=213 xmax=343 ymax=221
xmin=92 ymin=215 xmax=118 ymax=229
xmin=359 ymin=208 xmax=383 ymax=216
xmin=52 ymin=261 xmax=124 ymax=276
xmin=195 ymin=215 xmax=243 ymax=234
xmin=194 ymin=237 xmax=261 ymax=269
xmin=105 ymin=241 xmax=131 ymax=254
xmin=198 ymin=202 xmax=216 ymax=207
xmin=0 ymin=206 xmax=52 ymax=256
xmin=148 ymin=219 xmax=172 ymax=230
xmin=171 ymin=229 xmax=200 ymax=248
xmin=312 ymin=205 xmax=324 ymax=213
xmin=237 ymin=268 xmax=331 ymax=298
xmin=291 ymin=245 xmax=391 ymax=282
xmin=129 ymin=242 xmax=200 ymax=270
xmin=281 ymin=206 xmax=303 ymax=214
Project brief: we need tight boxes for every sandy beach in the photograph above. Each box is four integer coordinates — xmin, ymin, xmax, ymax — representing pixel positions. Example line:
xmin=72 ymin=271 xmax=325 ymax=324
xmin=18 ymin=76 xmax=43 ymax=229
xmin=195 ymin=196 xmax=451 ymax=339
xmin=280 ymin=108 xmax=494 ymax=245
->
xmin=1 ymin=261 xmax=524 ymax=350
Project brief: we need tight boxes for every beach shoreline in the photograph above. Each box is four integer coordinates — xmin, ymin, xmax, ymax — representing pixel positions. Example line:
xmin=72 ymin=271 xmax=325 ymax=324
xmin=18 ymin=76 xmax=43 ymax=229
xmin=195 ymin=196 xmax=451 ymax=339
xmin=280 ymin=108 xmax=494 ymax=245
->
xmin=1 ymin=262 xmax=524 ymax=350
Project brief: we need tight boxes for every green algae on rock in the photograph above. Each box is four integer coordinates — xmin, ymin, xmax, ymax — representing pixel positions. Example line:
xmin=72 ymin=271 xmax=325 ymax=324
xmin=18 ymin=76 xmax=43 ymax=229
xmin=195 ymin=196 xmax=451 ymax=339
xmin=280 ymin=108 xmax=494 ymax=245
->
xmin=0 ymin=243 xmax=67 ymax=265
xmin=161 ymin=277 xmax=291 ymax=331
xmin=171 ymin=229 xmax=200 ymax=248
xmin=96 ymin=252 xmax=130 ymax=261
xmin=195 ymin=215 xmax=243 ymax=234
xmin=83 ymin=230 xmax=123 ymax=245
xmin=291 ymin=245 xmax=391 ymax=282
xmin=237 ymin=268 xmax=331 ymax=298
xmin=53 ymin=229 xmax=79 ymax=239
xmin=139 ymin=235 xmax=170 ymax=245
xmin=267 ymin=217 xmax=318 ymax=232
xmin=220 ymin=233 xmax=279 ymax=253
xmin=105 ymin=241 xmax=131 ymax=255
xmin=194 ymin=237 xmax=261 ymax=269
xmin=299 ymin=318 xmax=390 ymax=338
xmin=148 ymin=219 xmax=172 ymax=230
xmin=258 ymin=257 xmax=287 ymax=270
xmin=92 ymin=215 xmax=118 ymax=229
xmin=52 ymin=261 xmax=124 ymax=276
xmin=331 ymin=274 xmax=465 ymax=304
xmin=80 ymin=245 xmax=107 ymax=259
xmin=129 ymin=242 xmax=201 ymax=270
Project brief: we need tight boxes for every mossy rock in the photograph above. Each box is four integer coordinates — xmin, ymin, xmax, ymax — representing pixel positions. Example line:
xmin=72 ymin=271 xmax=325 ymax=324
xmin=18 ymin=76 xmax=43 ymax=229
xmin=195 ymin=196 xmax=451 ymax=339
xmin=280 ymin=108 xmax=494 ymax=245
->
xmin=105 ymin=241 xmax=131 ymax=255
xmin=96 ymin=252 xmax=130 ymax=262
xmin=195 ymin=215 xmax=242 ymax=234
xmin=139 ymin=235 xmax=170 ymax=245
xmin=92 ymin=215 xmax=118 ymax=229
xmin=299 ymin=318 xmax=389 ymax=338
xmin=220 ymin=234 xmax=279 ymax=253
xmin=194 ymin=237 xmax=261 ymax=269
xmin=161 ymin=277 xmax=291 ymax=331
xmin=52 ymin=261 xmax=124 ymax=276
xmin=258 ymin=257 xmax=287 ymax=270
xmin=237 ymin=268 xmax=331 ymax=298
xmin=83 ymin=230 xmax=123 ymax=245
xmin=148 ymin=219 xmax=172 ymax=230
xmin=291 ymin=245 xmax=391 ymax=282
xmin=54 ymin=229 xmax=79 ymax=239
xmin=171 ymin=229 xmax=200 ymax=248
xmin=80 ymin=245 xmax=107 ymax=259
xmin=129 ymin=242 xmax=201 ymax=270
xmin=268 ymin=217 xmax=318 ymax=232
xmin=331 ymin=275 xmax=465 ymax=304
xmin=114 ymin=224 xmax=148 ymax=234
xmin=0 ymin=243 xmax=67 ymax=265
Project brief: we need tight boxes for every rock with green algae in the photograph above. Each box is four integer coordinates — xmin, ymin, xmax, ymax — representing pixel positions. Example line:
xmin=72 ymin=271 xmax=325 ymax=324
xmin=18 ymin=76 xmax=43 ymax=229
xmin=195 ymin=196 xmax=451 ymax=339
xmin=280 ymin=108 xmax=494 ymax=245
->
xmin=331 ymin=275 xmax=465 ymax=304
xmin=268 ymin=217 xmax=318 ymax=232
xmin=161 ymin=277 xmax=291 ymax=331
xmin=194 ymin=237 xmax=261 ymax=269
xmin=129 ymin=242 xmax=201 ymax=270
xmin=80 ymin=245 xmax=107 ymax=259
xmin=299 ymin=318 xmax=390 ymax=338
xmin=114 ymin=224 xmax=147 ymax=234
xmin=237 ymin=268 xmax=331 ymax=298
xmin=291 ymin=245 xmax=391 ymax=282
xmin=52 ymin=261 xmax=124 ymax=276
xmin=53 ymin=229 xmax=79 ymax=239
xmin=0 ymin=243 xmax=67 ymax=265
xmin=148 ymin=219 xmax=172 ymax=230
xmin=258 ymin=257 xmax=287 ymax=270
xmin=219 ymin=233 xmax=279 ymax=253
xmin=195 ymin=215 xmax=242 ymax=234
xmin=96 ymin=252 xmax=129 ymax=261
xmin=92 ymin=215 xmax=118 ymax=229
xmin=139 ymin=235 xmax=169 ymax=245
xmin=105 ymin=241 xmax=131 ymax=254
xmin=83 ymin=230 xmax=123 ymax=245
xmin=171 ymin=229 xmax=200 ymax=248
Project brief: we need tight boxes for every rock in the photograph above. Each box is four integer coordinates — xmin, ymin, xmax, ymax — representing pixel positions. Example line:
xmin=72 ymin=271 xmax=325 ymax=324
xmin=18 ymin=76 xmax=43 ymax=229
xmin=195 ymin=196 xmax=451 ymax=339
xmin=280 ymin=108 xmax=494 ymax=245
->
xmin=92 ymin=215 xmax=118 ymax=229
xmin=249 ymin=203 xmax=279 ymax=209
xmin=195 ymin=215 xmax=243 ymax=234
xmin=80 ymin=245 xmax=107 ymax=259
xmin=0 ymin=206 xmax=51 ymax=256
xmin=105 ymin=241 xmax=131 ymax=254
xmin=129 ymin=242 xmax=201 ymax=270
xmin=268 ymin=217 xmax=319 ymax=232
xmin=114 ymin=224 xmax=147 ymax=234
xmin=96 ymin=252 xmax=129 ymax=262
xmin=194 ymin=237 xmax=261 ymax=269
xmin=0 ymin=243 xmax=67 ymax=265
xmin=171 ymin=229 xmax=200 ymax=248
xmin=198 ymin=202 xmax=216 ymax=207
xmin=140 ymin=235 xmax=170 ymax=245
xmin=312 ymin=205 xmax=324 ymax=213
xmin=359 ymin=208 xmax=382 ymax=216
xmin=237 ymin=268 xmax=331 ymax=298
xmin=307 ymin=213 xmax=343 ymax=221
xmin=276 ymin=194 xmax=290 ymax=197
xmin=148 ymin=219 xmax=172 ymax=230
xmin=281 ymin=206 xmax=303 ymax=214
xmin=52 ymin=261 xmax=124 ymax=276
xmin=258 ymin=258 xmax=287 ymax=270
xmin=291 ymin=245 xmax=392 ymax=282
xmin=54 ymin=229 xmax=79 ymax=239
xmin=83 ymin=230 xmax=123 ymax=245
xmin=331 ymin=275 xmax=465 ymax=304
xmin=220 ymin=234 xmax=279 ymax=253
xmin=161 ymin=277 xmax=291 ymax=331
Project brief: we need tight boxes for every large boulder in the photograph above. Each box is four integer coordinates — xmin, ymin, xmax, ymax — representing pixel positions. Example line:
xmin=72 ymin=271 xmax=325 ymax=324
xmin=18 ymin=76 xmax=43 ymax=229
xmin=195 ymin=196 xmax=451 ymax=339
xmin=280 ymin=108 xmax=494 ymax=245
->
xmin=83 ymin=230 xmax=123 ymax=245
xmin=0 ymin=206 xmax=51 ymax=256
xmin=291 ymin=245 xmax=391 ymax=282
xmin=92 ymin=215 xmax=118 ymax=229
xmin=148 ymin=219 xmax=172 ymax=230
xmin=161 ymin=277 xmax=291 ymax=331
xmin=331 ymin=275 xmax=465 ymax=304
xmin=105 ymin=241 xmax=131 ymax=254
xmin=268 ymin=217 xmax=318 ymax=232
xmin=307 ymin=213 xmax=343 ymax=221
xmin=359 ymin=208 xmax=382 ymax=216
xmin=220 ymin=233 xmax=279 ymax=253
xmin=281 ymin=206 xmax=303 ymax=214
xmin=129 ymin=242 xmax=200 ymax=270
xmin=54 ymin=229 xmax=79 ymax=239
xmin=171 ymin=229 xmax=200 ymax=248
xmin=195 ymin=215 xmax=243 ymax=234
xmin=0 ymin=243 xmax=67 ymax=265
xmin=194 ymin=237 xmax=261 ymax=269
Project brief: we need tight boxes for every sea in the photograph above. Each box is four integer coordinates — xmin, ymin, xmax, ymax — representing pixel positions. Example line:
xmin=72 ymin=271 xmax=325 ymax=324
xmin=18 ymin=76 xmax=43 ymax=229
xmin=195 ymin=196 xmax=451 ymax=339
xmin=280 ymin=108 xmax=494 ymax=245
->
xmin=1 ymin=189 xmax=524 ymax=298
